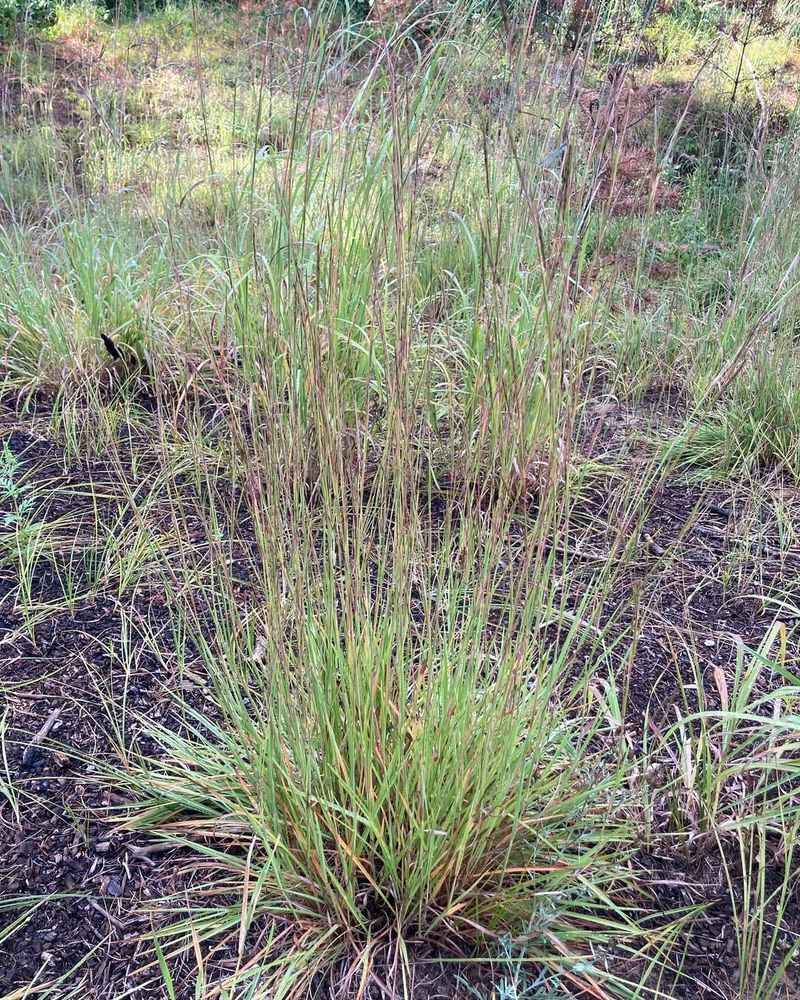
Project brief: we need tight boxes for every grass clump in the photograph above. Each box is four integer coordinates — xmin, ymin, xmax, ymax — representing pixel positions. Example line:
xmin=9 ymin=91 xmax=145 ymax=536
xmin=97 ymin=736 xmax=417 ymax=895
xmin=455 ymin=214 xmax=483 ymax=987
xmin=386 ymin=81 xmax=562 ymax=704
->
xmin=116 ymin=605 xmax=634 ymax=994
xmin=669 ymin=353 xmax=800 ymax=479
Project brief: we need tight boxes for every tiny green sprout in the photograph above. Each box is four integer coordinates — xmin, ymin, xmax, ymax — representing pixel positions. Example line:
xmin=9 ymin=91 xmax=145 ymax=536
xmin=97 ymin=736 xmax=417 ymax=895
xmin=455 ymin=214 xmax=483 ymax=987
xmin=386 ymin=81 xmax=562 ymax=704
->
xmin=0 ymin=443 xmax=34 ymax=528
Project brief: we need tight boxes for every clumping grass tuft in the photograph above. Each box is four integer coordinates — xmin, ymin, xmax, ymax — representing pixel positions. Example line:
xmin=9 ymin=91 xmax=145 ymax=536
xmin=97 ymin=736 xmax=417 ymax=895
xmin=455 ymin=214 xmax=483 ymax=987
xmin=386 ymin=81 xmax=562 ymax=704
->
xmin=115 ymin=606 xmax=636 ymax=994
xmin=667 ymin=350 xmax=800 ymax=479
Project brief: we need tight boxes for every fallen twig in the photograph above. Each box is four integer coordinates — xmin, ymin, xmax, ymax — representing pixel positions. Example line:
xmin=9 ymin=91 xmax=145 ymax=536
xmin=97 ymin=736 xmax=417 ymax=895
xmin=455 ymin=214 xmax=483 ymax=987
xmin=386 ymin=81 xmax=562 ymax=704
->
xmin=21 ymin=706 xmax=63 ymax=768
xmin=127 ymin=841 xmax=175 ymax=864
xmin=88 ymin=898 xmax=127 ymax=932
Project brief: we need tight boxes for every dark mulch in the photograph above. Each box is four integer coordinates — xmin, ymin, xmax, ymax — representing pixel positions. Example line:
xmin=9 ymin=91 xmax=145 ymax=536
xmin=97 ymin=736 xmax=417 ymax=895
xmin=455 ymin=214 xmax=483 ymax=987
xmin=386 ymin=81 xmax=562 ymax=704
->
xmin=0 ymin=408 xmax=199 ymax=996
xmin=628 ymin=844 xmax=800 ymax=1000
xmin=0 ymin=582 xmax=206 ymax=993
